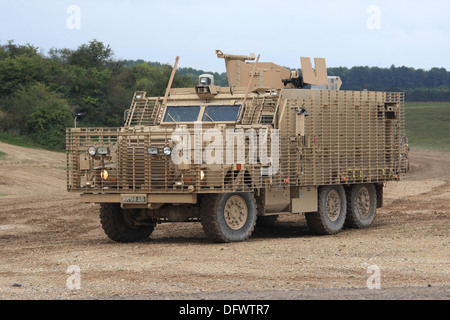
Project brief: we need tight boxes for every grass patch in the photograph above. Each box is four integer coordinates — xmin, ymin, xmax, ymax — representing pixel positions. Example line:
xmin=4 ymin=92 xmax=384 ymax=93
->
xmin=0 ymin=150 xmax=7 ymax=160
xmin=0 ymin=193 xmax=8 ymax=196
xmin=0 ymin=132 xmax=64 ymax=152
xmin=405 ymin=102 xmax=450 ymax=152
xmin=0 ymin=132 xmax=44 ymax=149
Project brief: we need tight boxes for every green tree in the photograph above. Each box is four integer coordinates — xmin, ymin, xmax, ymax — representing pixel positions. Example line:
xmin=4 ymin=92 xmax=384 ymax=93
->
xmin=66 ymin=39 xmax=116 ymax=70
xmin=0 ymin=83 xmax=73 ymax=149
xmin=130 ymin=62 xmax=195 ymax=96
xmin=25 ymin=84 xmax=73 ymax=149
xmin=0 ymin=53 xmax=47 ymax=96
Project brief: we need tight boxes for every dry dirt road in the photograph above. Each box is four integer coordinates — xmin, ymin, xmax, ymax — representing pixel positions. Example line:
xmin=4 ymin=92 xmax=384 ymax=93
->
xmin=0 ymin=141 xmax=449 ymax=300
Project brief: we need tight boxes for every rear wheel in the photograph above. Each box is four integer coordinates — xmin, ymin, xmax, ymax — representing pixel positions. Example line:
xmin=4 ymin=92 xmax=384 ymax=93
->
xmin=100 ymin=203 xmax=154 ymax=243
xmin=200 ymin=193 xmax=257 ymax=243
xmin=345 ymin=184 xmax=377 ymax=228
xmin=305 ymin=185 xmax=347 ymax=235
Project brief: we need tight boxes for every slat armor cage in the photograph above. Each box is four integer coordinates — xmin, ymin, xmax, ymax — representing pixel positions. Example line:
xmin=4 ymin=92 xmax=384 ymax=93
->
xmin=66 ymin=89 xmax=404 ymax=194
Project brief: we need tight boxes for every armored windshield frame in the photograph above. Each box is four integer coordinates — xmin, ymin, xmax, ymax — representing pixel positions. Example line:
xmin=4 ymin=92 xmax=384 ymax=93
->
xmin=162 ymin=104 xmax=242 ymax=124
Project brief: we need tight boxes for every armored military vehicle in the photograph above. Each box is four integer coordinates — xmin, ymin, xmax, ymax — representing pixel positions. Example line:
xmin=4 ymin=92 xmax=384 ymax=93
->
xmin=66 ymin=51 xmax=407 ymax=243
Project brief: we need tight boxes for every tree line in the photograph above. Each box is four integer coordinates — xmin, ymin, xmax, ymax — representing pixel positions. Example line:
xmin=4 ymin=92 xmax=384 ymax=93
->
xmin=327 ymin=66 xmax=450 ymax=101
xmin=0 ymin=40 xmax=195 ymax=150
xmin=0 ymin=39 xmax=449 ymax=150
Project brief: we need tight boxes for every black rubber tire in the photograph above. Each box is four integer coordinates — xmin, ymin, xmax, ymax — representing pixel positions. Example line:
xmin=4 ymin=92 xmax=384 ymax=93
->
xmin=305 ymin=185 xmax=347 ymax=235
xmin=200 ymin=193 xmax=257 ymax=243
xmin=345 ymin=184 xmax=377 ymax=228
xmin=99 ymin=203 xmax=154 ymax=243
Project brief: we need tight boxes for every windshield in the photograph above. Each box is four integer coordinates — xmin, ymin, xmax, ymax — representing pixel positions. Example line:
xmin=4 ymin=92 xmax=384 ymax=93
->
xmin=202 ymin=105 xmax=241 ymax=122
xmin=163 ymin=106 xmax=201 ymax=122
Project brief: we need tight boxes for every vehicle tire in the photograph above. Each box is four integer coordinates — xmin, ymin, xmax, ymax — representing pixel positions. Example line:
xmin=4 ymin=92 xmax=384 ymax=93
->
xmin=100 ymin=203 xmax=154 ymax=243
xmin=345 ymin=184 xmax=377 ymax=228
xmin=200 ymin=193 xmax=257 ymax=243
xmin=305 ymin=185 xmax=347 ymax=235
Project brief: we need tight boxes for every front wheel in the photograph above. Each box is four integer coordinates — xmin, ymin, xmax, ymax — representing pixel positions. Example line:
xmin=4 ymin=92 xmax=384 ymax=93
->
xmin=99 ymin=203 xmax=154 ymax=243
xmin=305 ymin=185 xmax=347 ymax=235
xmin=200 ymin=193 xmax=257 ymax=243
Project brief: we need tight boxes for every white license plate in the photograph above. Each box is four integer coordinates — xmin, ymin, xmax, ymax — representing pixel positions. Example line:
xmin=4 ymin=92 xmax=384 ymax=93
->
xmin=121 ymin=195 xmax=147 ymax=204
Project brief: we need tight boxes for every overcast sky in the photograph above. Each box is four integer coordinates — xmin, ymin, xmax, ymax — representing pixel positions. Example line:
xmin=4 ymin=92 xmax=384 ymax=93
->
xmin=1 ymin=0 xmax=449 ymax=73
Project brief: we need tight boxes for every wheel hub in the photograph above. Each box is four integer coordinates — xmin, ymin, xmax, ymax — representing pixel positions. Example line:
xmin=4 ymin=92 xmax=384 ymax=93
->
xmin=224 ymin=195 xmax=248 ymax=230
xmin=325 ymin=189 xmax=341 ymax=222
xmin=357 ymin=187 xmax=370 ymax=217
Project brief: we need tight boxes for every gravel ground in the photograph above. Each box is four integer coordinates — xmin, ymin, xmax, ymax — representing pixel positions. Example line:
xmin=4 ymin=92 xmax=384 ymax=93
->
xmin=0 ymin=142 xmax=449 ymax=300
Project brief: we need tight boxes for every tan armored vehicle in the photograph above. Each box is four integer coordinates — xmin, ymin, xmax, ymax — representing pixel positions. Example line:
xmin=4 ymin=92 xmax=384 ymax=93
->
xmin=66 ymin=51 xmax=407 ymax=243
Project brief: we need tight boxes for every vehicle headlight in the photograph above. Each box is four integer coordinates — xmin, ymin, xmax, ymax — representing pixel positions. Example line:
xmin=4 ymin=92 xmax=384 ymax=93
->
xmin=148 ymin=146 xmax=159 ymax=155
xmin=163 ymin=146 xmax=172 ymax=156
xmin=97 ymin=147 xmax=109 ymax=156
xmin=200 ymin=170 xmax=205 ymax=181
xmin=88 ymin=146 xmax=97 ymax=156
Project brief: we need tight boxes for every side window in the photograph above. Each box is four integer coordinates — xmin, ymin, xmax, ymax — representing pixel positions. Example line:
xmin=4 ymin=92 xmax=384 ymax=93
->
xmin=202 ymin=105 xmax=241 ymax=122
xmin=163 ymin=106 xmax=201 ymax=122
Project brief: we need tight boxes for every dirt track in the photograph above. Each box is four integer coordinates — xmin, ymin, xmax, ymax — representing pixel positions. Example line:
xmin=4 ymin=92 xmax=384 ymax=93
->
xmin=0 ymin=141 xmax=449 ymax=300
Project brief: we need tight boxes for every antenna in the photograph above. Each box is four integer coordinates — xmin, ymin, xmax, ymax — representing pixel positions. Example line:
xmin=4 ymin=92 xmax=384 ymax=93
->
xmin=162 ymin=56 xmax=180 ymax=107
xmin=242 ymin=54 xmax=261 ymax=106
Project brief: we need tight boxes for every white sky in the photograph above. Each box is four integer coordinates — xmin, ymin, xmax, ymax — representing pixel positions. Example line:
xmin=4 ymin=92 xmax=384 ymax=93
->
xmin=1 ymin=0 xmax=449 ymax=72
